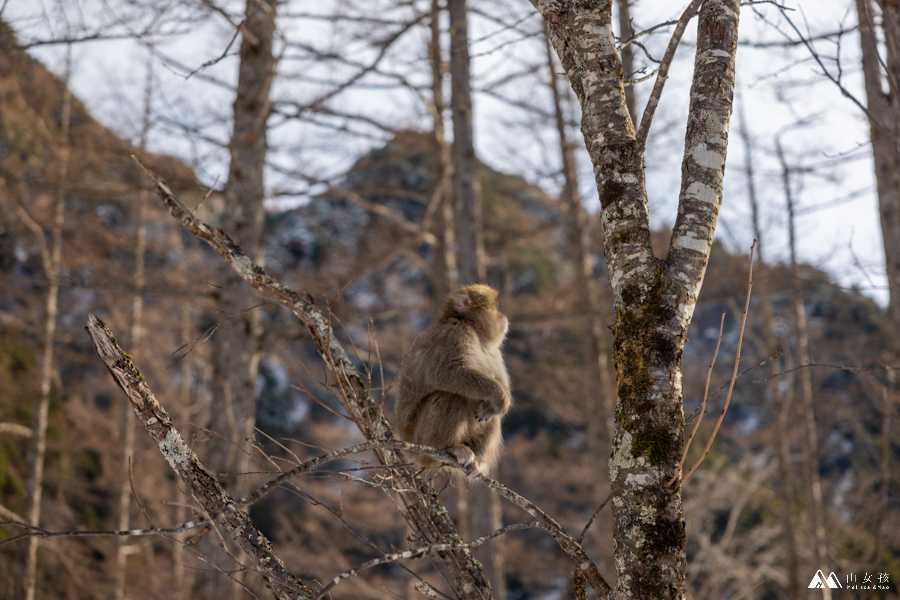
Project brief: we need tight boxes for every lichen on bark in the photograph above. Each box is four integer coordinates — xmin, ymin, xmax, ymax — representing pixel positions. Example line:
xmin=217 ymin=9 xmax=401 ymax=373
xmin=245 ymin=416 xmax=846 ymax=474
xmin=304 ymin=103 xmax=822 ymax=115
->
xmin=531 ymin=0 xmax=741 ymax=597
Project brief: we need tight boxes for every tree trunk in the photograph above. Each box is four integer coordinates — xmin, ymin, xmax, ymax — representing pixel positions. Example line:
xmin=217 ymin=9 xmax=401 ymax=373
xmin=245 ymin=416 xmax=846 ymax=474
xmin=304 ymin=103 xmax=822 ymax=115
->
xmin=778 ymin=138 xmax=828 ymax=594
xmin=543 ymin=24 xmax=615 ymax=504
xmin=207 ymin=0 xmax=275 ymax=492
xmin=449 ymin=0 xmax=484 ymax=285
xmin=739 ymin=104 xmax=800 ymax=599
xmin=534 ymin=0 xmax=741 ymax=596
xmin=22 ymin=60 xmax=71 ymax=600
xmin=870 ymin=376 xmax=894 ymax=564
xmin=429 ymin=0 xmax=457 ymax=300
xmin=201 ymin=0 xmax=276 ymax=595
xmin=447 ymin=2 xmax=502 ymax=592
xmin=114 ymin=54 xmax=153 ymax=600
xmin=856 ymin=0 xmax=900 ymax=575
xmin=857 ymin=0 xmax=900 ymax=359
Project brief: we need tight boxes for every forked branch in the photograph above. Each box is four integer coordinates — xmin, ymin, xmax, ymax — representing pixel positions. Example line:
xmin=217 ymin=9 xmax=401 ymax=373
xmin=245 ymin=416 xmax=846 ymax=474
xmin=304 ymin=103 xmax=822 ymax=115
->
xmin=636 ymin=0 xmax=704 ymax=151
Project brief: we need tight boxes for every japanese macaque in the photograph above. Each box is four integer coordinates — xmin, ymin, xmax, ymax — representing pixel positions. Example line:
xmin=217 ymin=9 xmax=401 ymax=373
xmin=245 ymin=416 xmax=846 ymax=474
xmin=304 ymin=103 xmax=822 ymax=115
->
xmin=396 ymin=284 xmax=512 ymax=477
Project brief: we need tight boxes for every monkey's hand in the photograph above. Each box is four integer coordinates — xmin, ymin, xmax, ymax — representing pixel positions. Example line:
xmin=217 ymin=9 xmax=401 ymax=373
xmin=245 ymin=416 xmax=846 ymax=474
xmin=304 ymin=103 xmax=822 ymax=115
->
xmin=475 ymin=388 xmax=511 ymax=422
xmin=475 ymin=400 xmax=498 ymax=422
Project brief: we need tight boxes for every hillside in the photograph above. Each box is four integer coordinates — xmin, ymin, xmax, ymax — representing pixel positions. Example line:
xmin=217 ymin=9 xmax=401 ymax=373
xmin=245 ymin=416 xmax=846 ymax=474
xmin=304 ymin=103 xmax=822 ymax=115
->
xmin=0 ymin=21 xmax=210 ymax=598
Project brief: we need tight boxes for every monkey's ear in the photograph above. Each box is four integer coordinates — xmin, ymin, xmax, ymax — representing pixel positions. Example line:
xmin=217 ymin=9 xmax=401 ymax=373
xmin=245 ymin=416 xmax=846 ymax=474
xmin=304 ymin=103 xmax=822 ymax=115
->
xmin=451 ymin=290 xmax=473 ymax=312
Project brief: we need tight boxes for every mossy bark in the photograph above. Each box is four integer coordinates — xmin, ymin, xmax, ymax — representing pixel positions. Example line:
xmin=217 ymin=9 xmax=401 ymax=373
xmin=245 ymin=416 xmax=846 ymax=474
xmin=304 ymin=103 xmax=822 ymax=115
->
xmin=529 ymin=0 xmax=741 ymax=597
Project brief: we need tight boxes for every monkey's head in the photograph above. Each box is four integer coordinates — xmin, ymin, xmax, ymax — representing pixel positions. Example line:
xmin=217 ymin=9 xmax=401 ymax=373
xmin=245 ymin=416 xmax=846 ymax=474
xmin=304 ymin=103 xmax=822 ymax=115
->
xmin=440 ymin=284 xmax=508 ymax=344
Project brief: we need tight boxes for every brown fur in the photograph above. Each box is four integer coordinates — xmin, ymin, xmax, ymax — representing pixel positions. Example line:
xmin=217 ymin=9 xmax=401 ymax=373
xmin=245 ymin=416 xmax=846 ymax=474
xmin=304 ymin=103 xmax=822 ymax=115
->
xmin=396 ymin=284 xmax=511 ymax=477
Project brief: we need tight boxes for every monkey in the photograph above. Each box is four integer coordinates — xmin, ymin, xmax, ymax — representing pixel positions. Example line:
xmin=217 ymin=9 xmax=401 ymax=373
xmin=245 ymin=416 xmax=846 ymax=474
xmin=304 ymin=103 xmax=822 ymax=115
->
xmin=395 ymin=284 xmax=512 ymax=477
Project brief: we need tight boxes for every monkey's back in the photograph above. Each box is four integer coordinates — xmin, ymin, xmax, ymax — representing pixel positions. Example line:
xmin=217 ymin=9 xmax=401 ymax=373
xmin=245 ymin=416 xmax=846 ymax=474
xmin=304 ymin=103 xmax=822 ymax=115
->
xmin=395 ymin=321 xmax=468 ymax=436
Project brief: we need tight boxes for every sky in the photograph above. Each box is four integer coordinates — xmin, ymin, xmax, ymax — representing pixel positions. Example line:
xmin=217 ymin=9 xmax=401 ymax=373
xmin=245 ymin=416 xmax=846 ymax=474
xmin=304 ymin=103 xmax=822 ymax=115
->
xmin=2 ymin=0 xmax=889 ymax=307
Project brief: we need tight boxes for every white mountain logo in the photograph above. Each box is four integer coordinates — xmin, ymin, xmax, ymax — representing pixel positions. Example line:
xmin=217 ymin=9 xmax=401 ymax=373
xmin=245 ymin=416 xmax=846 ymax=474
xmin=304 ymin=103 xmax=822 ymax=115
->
xmin=809 ymin=570 xmax=842 ymax=589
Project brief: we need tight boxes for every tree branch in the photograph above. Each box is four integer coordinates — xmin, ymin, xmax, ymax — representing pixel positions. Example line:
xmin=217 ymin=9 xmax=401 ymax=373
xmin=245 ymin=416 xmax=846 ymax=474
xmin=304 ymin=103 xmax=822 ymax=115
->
xmin=636 ymin=0 xmax=703 ymax=151
xmin=676 ymin=240 xmax=755 ymax=488
xmin=315 ymin=521 xmax=546 ymax=600
xmin=672 ymin=309 xmax=726 ymax=484
xmin=83 ymin=314 xmax=312 ymax=600
xmin=132 ymin=157 xmax=493 ymax=599
xmin=469 ymin=474 xmax=611 ymax=596
xmin=667 ymin=0 xmax=741 ymax=323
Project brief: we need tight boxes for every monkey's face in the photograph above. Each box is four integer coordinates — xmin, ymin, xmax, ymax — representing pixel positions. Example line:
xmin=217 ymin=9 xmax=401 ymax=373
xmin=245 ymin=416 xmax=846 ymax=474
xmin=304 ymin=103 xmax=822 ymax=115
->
xmin=485 ymin=307 xmax=508 ymax=344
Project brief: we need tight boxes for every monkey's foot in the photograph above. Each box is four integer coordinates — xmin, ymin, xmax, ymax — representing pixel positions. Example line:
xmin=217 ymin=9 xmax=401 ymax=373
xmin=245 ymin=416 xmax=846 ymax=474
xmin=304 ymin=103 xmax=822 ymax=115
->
xmin=447 ymin=446 xmax=476 ymax=471
xmin=447 ymin=446 xmax=489 ymax=477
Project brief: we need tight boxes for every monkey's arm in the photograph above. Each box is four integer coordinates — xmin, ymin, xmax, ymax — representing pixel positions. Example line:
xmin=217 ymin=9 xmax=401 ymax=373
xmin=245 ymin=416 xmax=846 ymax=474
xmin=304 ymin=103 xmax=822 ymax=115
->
xmin=429 ymin=357 xmax=508 ymax=401
xmin=423 ymin=331 xmax=511 ymax=420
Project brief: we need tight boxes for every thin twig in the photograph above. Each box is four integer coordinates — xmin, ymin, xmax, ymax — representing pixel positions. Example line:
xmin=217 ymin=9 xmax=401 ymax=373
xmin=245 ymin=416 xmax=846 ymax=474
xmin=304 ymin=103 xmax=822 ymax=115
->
xmin=314 ymin=521 xmax=545 ymax=600
xmin=577 ymin=491 xmax=612 ymax=544
xmin=669 ymin=310 xmax=726 ymax=486
xmin=685 ymin=348 xmax=785 ymax=426
xmin=636 ymin=0 xmax=703 ymax=150
xmin=469 ymin=474 xmax=610 ymax=595
xmin=617 ymin=19 xmax=678 ymax=51
xmin=773 ymin=4 xmax=893 ymax=141
xmin=0 ymin=440 xmax=451 ymax=545
xmin=762 ymin=360 xmax=897 ymax=381
xmin=676 ymin=240 xmax=756 ymax=488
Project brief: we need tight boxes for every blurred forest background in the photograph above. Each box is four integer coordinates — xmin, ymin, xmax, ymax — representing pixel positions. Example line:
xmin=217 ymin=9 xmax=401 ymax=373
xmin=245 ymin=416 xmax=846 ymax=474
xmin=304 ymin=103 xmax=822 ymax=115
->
xmin=0 ymin=0 xmax=898 ymax=599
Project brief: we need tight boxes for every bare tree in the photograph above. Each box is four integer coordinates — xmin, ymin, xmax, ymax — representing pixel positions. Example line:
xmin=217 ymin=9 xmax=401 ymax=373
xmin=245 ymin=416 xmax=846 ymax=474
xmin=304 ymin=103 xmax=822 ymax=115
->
xmin=449 ymin=0 xmax=484 ymax=285
xmin=855 ymin=6 xmax=900 ymax=566
xmin=856 ymin=13 xmax=900 ymax=550
xmin=447 ymin=2 xmax=505 ymax=590
xmin=201 ymin=0 xmax=277 ymax=595
xmin=113 ymin=47 xmax=155 ymax=600
xmin=776 ymin=133 xmax=829 ymax=596
xmin=856 ymin=0 xmax=900 ymax=362
xmin=738 ymin=104 xmax=800 ymax=600
xmin=17 ymin=48 xmax=72 ymax=600
xmin=533 ymin=0 xmax=741 ymax=595
xmin=429 ymin=0 xmax=457 ymax=301
xmin=207 ymin=0 xmax=276 ymax=482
